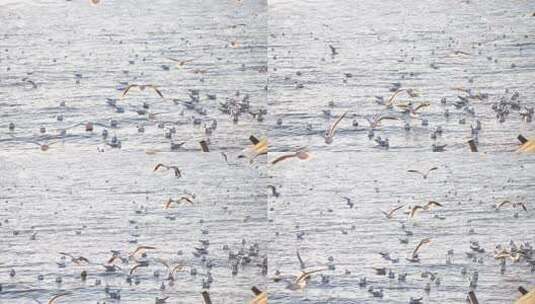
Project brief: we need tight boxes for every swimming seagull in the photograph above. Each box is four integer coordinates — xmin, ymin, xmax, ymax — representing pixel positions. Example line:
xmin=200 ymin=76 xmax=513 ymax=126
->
xmin=271 ymin=148 xmax=311 ymax=165
xmin=381 ymin=204 xmax=405 ymax=219
xmin=121 ymin=84 xmax=164 ymax=98
xmin=407 ymin=167 xmax=438 ymax=179
xmin=153 ymin=164 xmax=182 ymax=178
xmin=324 ymin=111 xmax=347 ymax=144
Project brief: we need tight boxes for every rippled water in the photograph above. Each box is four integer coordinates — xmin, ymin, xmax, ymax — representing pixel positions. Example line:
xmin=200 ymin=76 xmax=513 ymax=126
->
xmin=268 ymin=152 xmax=535 ymax=303
xmin=268 ymin=0 xmax=535 ymax=152
xmin=1 ymin=151 xmax=267 ymax=303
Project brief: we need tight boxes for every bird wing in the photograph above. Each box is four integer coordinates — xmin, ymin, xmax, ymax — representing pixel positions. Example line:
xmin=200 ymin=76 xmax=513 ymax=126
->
xmin=271 ymin=153 xmax=297 ymax=165
xmin=410 ymin=206 xmax=423 ymax=218
xmin=179 ymin=196 xmax=194 ymax=205
xmin=426 ymin=201 xmax=442 ymax=208
xmin=427 ymin=167 xmax=439 ymax=174
xmin=377 ymin=116 xmax=399 ymax=122
xmin=150 ymin=86 xmax=164 ymax=98
xmin=296 ymin=250 xmax=306 ymax=270
xmin=413 ymin=102 xmax=430 ymax=112
xmin=129 ymin=264 xmax=142 ymax=275
xmin=327 ymin=111 xmax=348 ymax=135
xmin=520 ymin=203 xmax=528 ymax=212
xmin=497 ymin=200 xmax=512 ymax=208
xmin=121 ymin=84 xmax=137 ymax=97
xmin=172 ymin=167 xmax=181 ymax=177
xmin=295 ymin=268 xmax=327 ymax=284
xmin=47 ymin=293 xmax=69 ymax=304
xmin=164 ymin=199 xmax=174 ymax=209
xmin=412 ymin=238 xmax=431 ymax=257
xmin=132 ymin=246 xmax=156 ymax=255
xmin=388 ymin=204 xmax=405 ymax=217
xmin=407 ymin=169 xmax=424 ymax=176
xmin=59 ymin=252 xmax=74 ymax=259
xmin=153 ymin=163 xmax=165 ymax=172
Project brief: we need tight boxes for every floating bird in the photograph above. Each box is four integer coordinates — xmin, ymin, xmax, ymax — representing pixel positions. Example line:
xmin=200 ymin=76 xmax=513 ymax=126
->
xmin=166 ymin=57 xmax=194 ymax=68
xmin=407 ymin=167 xmax=438 ymax=179
xmin=121 ymin=84 xmax=164 ymax=98
xmin=153 ymin=164 xmax=182 ymax=178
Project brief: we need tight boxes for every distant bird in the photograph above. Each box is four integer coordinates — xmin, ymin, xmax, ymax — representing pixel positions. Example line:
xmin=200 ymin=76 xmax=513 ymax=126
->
xmin=381 ymin=204 xmax=405 ymax=219
xmin=411 ymin=238 xmax=432 ymax=260
xmin=385 ymin=88 xmax=419 ymax=108
xmin=407 ymin=167 xmax=438 ymax=179
xmin=496 ymin=200 xmax=528 ymax=212
xmin=121 ymin=84 xmax=164 ymax=98
xmin=409 ymin=201 xmax=442 ymax=218
xmin=267 ymin=185 xmax=280 ymax=197
xmin=59 ymin=252 xmax=90 ymax=265
xmin=153 ymin=164 xmax=182 ymax=178
xmin=166 ymin=57 xmax=194 ymax=68
xmin=287 ymin=268 xmax=328 ymax=290
xmin=156 ymin=259 xmax=185 ymax=281
xmin=165 ymin=196 xmax=194 ymax=208
xmin=366 ymin=115 xmax=399 ymax=129
xmin=271 ymin=149 xmax=311 ymax=165
xmin=341 ymin=196 xmax=354 ymax=208
xmin=29 ymin=141 xmax=59 ymax=151
xmin=328 ymin=45 xmax=338 ymax=55
xmin=129 ymin=246 xmax=156 ymax=257
xmin=324 ymin=111 xmax=347 ymax=144
xmin=46 ymin=292 xmax=70 ymax=304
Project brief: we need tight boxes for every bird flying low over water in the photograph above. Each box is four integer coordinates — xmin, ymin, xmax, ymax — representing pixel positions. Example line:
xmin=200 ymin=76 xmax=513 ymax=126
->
xmin=496 ymin=200 xmax=528 ymax=212
xmin=271 ymin=148 xmax=311 ymax=165
xmin=153 ymin=163 xmax=182 ymax=178
xmin=165 ymin=196 xmax=194 ymax=208
xmin=121 ymin=84 xmax=164 ymax=98
xmin=407 ymin=167 xmax=438 ymax=179
xmin=381 ymin=204 xmax=405 ymax=219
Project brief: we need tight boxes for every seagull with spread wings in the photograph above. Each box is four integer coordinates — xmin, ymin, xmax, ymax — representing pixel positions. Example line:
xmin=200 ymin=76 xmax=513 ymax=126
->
xmin=407 ymin=167 xmax=438 ymax=179
xmin=381 ymin=204 xmax=405 ymax=219
xmin=121 ymin=84 xmax=164 ymax=98
xmin=153 ymin=163 xmax=182 ymax=178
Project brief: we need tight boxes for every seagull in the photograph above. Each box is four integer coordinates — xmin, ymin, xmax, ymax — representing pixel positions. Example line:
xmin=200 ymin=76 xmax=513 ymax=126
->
xmin=165 ymin=196 xmax=194 ymax=208
xmin=29 ymin=141 xmax=59 ymax=151
xmin=286 ymin=268 xmax=328 ymax=290
xmin=267 ymin=185 xmax=280 ymax=197
xmin=153 ymin=164 xmax=182 ymax=178
xmin=166 ymin=57 xmax=195 ymax=68
xmin=46 ymin=292 xmax=70 ymax=304
xmin=129 ymin=245 xmax=157 ymax=257
xmin=407 ymin=167 xmax=438 ymax=179
xmin=366 ymin=115 xmax=400 ymax=129
xmin=408 ymin=201 xmax=442 ymax=218
xmin=58 ymin=252 xmax=90 ymax=265
xmin=324 ymin=111 xmax=347 ymax=144
xmin=328 ymin=44 xmax=338 ymax=55
xmin=496 ymin=200 xmax=528 ymax=212
xmin=121 ymin=84 xmax=164 ymax=98
xmin=410 ymin=238 xmax=432 ymax=260
xmin=385 ymin=88 xmax=419 ymax=108
xmin=156 ymin=259 xmax=185 ymax=281
xmin=271 ymin=148 xmax=311 ymax=165
xmin=381 ymin=204 xmax=405 ymax=219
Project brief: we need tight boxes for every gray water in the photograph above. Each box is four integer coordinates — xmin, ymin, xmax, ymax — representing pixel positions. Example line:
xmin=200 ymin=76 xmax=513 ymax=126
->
xmin=1 ymin=0 xmax=535 ymax=303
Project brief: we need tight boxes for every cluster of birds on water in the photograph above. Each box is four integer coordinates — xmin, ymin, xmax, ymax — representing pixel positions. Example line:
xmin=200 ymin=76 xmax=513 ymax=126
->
xmin=273 ymin=82 xmax=533 ymax=152
xmin=266 ymin=159 xmax=533 ymax=303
